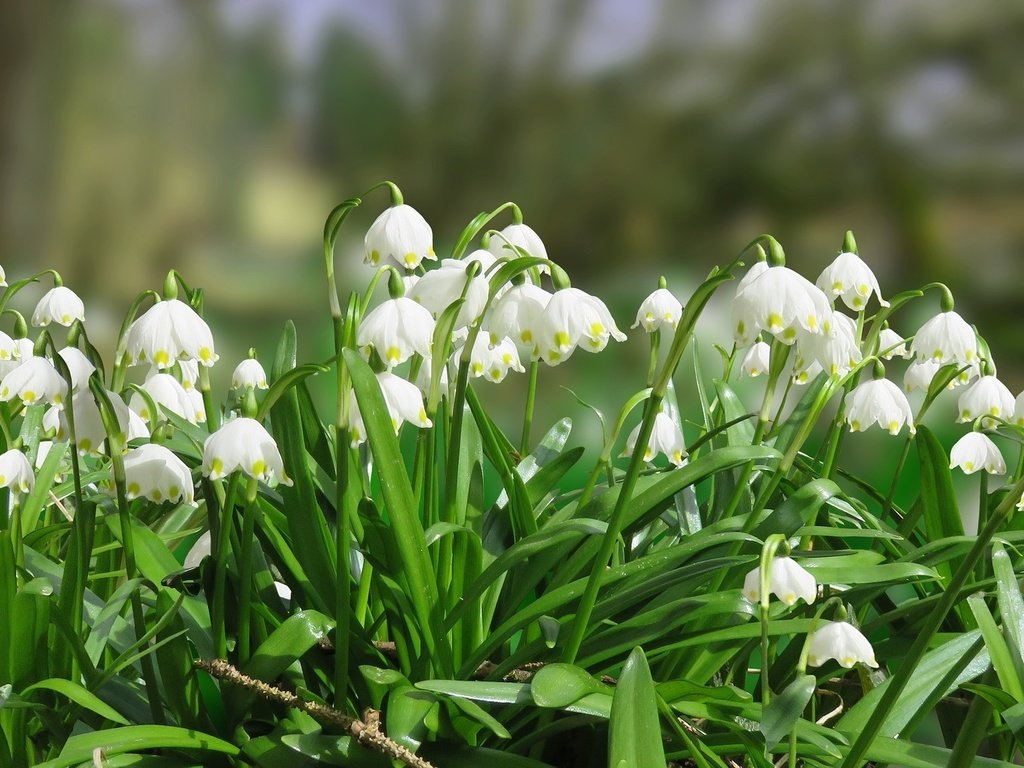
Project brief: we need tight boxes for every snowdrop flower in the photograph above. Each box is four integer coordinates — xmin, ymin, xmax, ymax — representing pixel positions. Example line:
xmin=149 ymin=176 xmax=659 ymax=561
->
xmin=957 ymin=375 xmax=1014 ymax=424
xmin=176 ymin=360 xmax=199 ymax=391
xmin=123 ymin=443 xmax=195 ymax=504
xmin=467 ymin=334 xmax=525 ymax=383
xmin=0 ymin=357 xmax=67 ymax=407
xmin=732 ymin=266 xmax=832 ymax=346
xmin=414 ymin=354 xmax=450 ymax=400
xmin=845 ymin=378 xmax=915 ymax=435
xmin=364 ymin=204 xmax=435 ymax=269
xmin=0 ymin=449 xmax=34 ymax=494
xmin=910 ymin=310 xmax=977 ymax=365
xmin=798 ymin=312 xmax=862 ymax=377
xmin=32 ymin=286 xmax=85 ymax=327
xmin=124 ymin=299 xmax=218 ymax=369
xmin=462 ymin=248 xmax=498 ymax=274
xmin=791 ymin=354 xmax=824 ymax=386
xmin=409 ymin=259 xmax=489 ymax=329
xmin=740 ymin=341 xmax=771 ymax=378
xmin=1015 ymin=392 xmax=1024 ymax=427
xmin=231 ymin=358 xmax=269 ymax=391
xmin=58 ymin=388 xmax=149 ymax=455
xmin=130 ymin=373 xmax=199 ymax=424
xmin=486 ymin=283 xmax=552 ymax=356
xmin=0 ymin=338 xmax=33 ymax=380
xmin=878 ymin=327 xmax=911 ymax=360
xmin=949 ymin=432 xmax=1005 ymax=475
xmin=357 ymin=297 xmax=434 ymax=369
xmin=56 ymin=347 xmax=97 ymax=392
xmin=816 ymin=252 xmax=888 ymax=311
xmin=632 ymin=288 xmax=682 ymax=333
xmin=807 ymin=621 xmax=878 ymax=668
xmin=623 ymin=411 xmax=687 ymax=467
xmin=0 ymin=265 xmax=5 ymax=286
xmin=535 ymin=287 xmax=626 ymax=364
xmin=34 ymin=441 xmax=66 ymax=482
xmin=735 ymin=260 xmax=769 ymax=293
xmin=488 ymin=223 xmax=550 ymax=273
xmin=0 ymin=332 xmax=20 ymax=363
xmin=202 ymin=417 xmax=291 ymax=486
xmin=742 ymin=557 xmax=817 ymax=606
xmin=348 ymin=372 xmax=432 ymax=447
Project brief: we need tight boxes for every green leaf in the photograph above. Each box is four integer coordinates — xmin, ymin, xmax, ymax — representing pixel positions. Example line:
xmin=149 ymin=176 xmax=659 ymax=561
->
xmin=915 ymin=425 xmax=964 ymax=576
xmin=242 ymin=610 xmax=335 ymax=683
xmin=34 ymin=725 xmax=238 ymax=768
xmin=760 ymin=674 xmax=815 ymax=751
xmin=752 ymin=479 xmax=842 ymax=540
xmin=386 ymin=686 xmax=438 ymax=752
xmin=993 ymin=542 xmax=1024 ymax=682
xmin=968 ymin=594 xmax=1024 ymax=702
xmin=530 ymin=664 xmax=605 ymax=708
xmin=21 ymin=678 xmax=130 ymax=725
xmin=609 ymin=647 xmax=666 ymax=768
xmin=713 ymin=380 xmax=755 ymax=445
xmin=417 ymin=679 xmax=532 ymax=705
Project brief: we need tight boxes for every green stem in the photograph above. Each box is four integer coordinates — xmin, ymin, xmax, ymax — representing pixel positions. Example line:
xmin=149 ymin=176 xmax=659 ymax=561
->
xmin=212 ymin=474 xmax=240 ymax=660
xmin=236 ymin=480 xmax=258 ymax=664
xmin=520 ymin=360 xmax=539 ymax=455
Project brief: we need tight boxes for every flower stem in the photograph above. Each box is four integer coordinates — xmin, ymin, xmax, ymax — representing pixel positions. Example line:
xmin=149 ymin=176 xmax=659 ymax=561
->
xmin=236 ymin=479 xmax=259 ymax=664
xmin=212 ymin=474 xmax=240 ymax=660
xmin=520 ymin=360 xmax=539 ymax=456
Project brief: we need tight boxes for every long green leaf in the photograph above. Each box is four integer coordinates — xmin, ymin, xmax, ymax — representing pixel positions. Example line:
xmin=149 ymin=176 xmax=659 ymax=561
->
xmin=34 ymin=725 xmax=238 ymax=768
xmin=609 ymin=647 xmax=666 ymax=768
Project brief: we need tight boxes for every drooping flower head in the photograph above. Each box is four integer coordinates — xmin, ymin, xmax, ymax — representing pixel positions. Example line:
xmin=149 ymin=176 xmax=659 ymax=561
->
xmin=364 ymin=204 xmax=435 ymax=269
xmin=231 ymin=358 xmax=269 ymax=391
xmin=122 ymin=444 xmax=195 ymax=505
xmin=0 ymin=449 xmax=34 ymax=495
xmin=486 ymin=283 xmax=552 ymax=357
xmin=878 ymin=327 xmax=911 ymax=360
xmin=732 ymin=265 xmax=832 ymax=346
xmin=797 ymin=312 xmax=862 ymax=377
xmin=807 ymin=621 xmax=878 ymax=668
xmin=632 ymin=288 xmax=682 ymax=333
xmin=409 ymin=259 xmax=489 ymax=330
xmin=740 ymin=341 xmax=771 ymax=378
xmin=742 ymin=557 xmax=817 ymax=606
xmin=845 ymin=377 xmax=915 ymax=436
xmin=487 ymin=223 xmax=550 ymax=273
xmin=469 ymin=334 xmax=525 ymax=383
xmin=910 ymin=310 xmax=977 ymax=366
xmin=32 ymin=286 xmax=86 ymax=327
xmin=57 ymin=347 xmax=97 ymax=392
xmin=58 ymin=388 xmax=149 ymax=455
xmin=957 ymin=375 xmax=1014 ymax=424
xmin=129 ymin=372 xmax=200 ymax=424
xmin=949 ymin=432 xmax=1005 ymax=475
xmin=348 ymin=371 xmax=432 ymax=447
xmin=535 ymin=287 xmax=626 ymax=365
xmin=356 ymin=297 xmax=435 ymax=369
xmin=202 ymin=417 xmax=291 ymax=486
xmin=623 ymin=411 xmax=687 ymax=467
xmin=816 ymin=251 xmax=888 ymax=311
xmin=124 ymin=299 xmax=218 ymax=369
xmin=0 ymin=357 xmax=67 ymax=408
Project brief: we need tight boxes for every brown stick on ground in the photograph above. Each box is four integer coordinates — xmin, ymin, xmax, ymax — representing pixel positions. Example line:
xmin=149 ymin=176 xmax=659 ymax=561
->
xmin=194 ymin=659 xmax=437 ymax=768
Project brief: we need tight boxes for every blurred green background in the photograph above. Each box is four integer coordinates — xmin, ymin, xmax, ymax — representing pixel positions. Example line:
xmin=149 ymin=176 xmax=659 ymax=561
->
xmin=2 ymin=0 xmax=1023 ymax=393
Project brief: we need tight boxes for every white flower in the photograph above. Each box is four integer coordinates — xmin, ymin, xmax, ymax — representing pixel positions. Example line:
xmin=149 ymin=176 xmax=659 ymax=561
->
xmin=845 ymin=378 xmax=915 ymax=435
xmin=808 ymin=621 xmax=878 ymax=668
xmin=799 ymin=312 xmax=862 ymax=377
xmin=409 ymin=259 xmax=489 ymax=329
xmin=0 ymin=338 xmax=33 ymax=380
xmin=57 ymin=347 xmax=97 ymax=392
xmin=184 ymin=530 xmax=211 ymax=568
xmin=356 ymin=297 xmax=434 ymax=369
xmin=58 ymin=388 xmax=149 ymax=455
xmin=231 ymin=359 xmax=269 ymax=391
xmin=176 ymin=360 xmax=199 ymax=391
xmin=0 ymin=332 xmax=20 ymax=362
xmin=910 ymin=311 xmax=977 ymax=365
xmin=414 ymin=354 xmax=450 ymax=400
xmin=0 ymin=265 xmax=6 ymax=287
xmin=469 ymin=334 xmax=524 ymax=383
xmin=791 ymin=353 xmax=823 ymax=386
xmin=632 ymin=288 xmax=682 ymax=333
xmin=735 ymin=260 xmax=769 ymax=293
xmin=1015 ymin=391 xmax=1024 ymax=427
xmin=0 ymin=357 xmax=67 ymax=407
xmin=742 ymin=557 xmax=816 ymax=606
xmin=123 ymin=444 xmax=194 ymax=505
xmin=878 ymin=327 xmax=911 ymax=360
xmin=949 ymin=432 xmax=1005 ymax=475
xmin=0 ymin=449 xmax=34 ymax=494
xmin=124 ymin=299 xmax=218 ymax=369
xmin=623 ymin=411 xmax=687 ymax=467
xmin=130 ymin=373 xmax=199 ymax=424
xmin=364 ymin=204 xmax=435 ymax=269
xmin=202 ymin=417 xmax=291 ymax=485
xmin=740 ymin=341 xmax=771 ymax=378
xmin=486 ymin=283 xmax=552 ymax=357
xmin=957 ymin=375 xmax=1014 ymax=424
xmin=732 ymin=266 xmax=832 ymax=346
xmin=348 ymin=371 xmax=432 ymax=447
xmin=32 ymin=286 xmax=85 ymax=327
xmin=488 ymin=223 xmax=549 ymax=272
xmin=816 ymin=252 xmax=888 ymax=311
xmin=535 ymin=287 xmax=627 ymax=364
xmin=462 ymin=248 xmax=498 ymax=274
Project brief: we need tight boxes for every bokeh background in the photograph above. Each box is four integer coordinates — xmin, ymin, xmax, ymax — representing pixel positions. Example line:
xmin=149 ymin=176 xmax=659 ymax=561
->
xmin=1 ymin=0 xmax=1023 ymax=412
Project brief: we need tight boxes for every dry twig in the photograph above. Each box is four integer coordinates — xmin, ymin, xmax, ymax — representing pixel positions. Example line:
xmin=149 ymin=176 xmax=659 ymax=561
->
xmin=194 ymin=659 xmax=436 ymax=768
